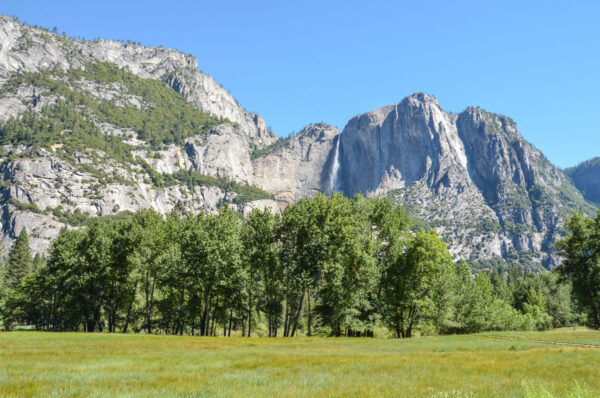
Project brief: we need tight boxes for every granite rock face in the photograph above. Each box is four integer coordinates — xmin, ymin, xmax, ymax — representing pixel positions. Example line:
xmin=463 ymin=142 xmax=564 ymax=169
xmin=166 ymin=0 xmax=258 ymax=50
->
xmin=336 ymin=94 xmax=595 ymax=269
xmin=337 ymin=93 xmax=468 ymax=196
xmin=0 ymin=15 xmax=281 ymax=253
xmin=0 ymin=15 xmax=597 ymax=270
xmin=252 ymin=123 xmax=340 ymax=203
xmin=165 ymin=69 xmax=276 ymax=148
xmin=185 ymin=124 xmax=254 ymax=183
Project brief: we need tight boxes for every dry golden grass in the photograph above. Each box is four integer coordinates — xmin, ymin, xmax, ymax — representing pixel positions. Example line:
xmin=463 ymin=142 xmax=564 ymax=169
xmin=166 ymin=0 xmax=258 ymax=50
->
xmin=1 ymin=329 xmax=599 ymax=397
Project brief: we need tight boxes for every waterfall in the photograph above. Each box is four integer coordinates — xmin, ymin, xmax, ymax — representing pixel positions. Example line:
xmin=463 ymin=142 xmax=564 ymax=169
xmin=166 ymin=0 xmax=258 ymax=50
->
xmin=328 ymin=135 xmax=341 ymax=194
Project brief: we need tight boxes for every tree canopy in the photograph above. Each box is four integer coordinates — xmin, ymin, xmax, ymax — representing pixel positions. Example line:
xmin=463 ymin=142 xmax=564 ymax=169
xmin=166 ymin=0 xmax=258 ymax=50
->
xmin=0 ymin=195 xmax=579 ymax=336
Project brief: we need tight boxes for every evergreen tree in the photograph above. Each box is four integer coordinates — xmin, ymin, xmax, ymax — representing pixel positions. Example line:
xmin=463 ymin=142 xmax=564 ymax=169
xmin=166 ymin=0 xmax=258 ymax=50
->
xmin=5 ymin=229 xmax=33 ymax=291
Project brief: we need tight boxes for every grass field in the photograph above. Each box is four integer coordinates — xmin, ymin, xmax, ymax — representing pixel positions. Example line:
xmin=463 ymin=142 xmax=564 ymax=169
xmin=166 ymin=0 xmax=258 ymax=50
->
xmin=1 ymin=329 xmax=600 ymax=397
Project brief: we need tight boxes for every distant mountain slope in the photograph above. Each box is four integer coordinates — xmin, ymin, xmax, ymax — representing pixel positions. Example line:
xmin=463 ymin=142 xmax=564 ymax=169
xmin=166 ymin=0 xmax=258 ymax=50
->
xmin=566 ymin=157 xmax=600 ymax=205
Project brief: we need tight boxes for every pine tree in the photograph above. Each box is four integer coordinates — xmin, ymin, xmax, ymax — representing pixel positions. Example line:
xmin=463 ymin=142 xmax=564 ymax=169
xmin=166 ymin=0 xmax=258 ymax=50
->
xmin=5 ymin=229 xmax=33 ymax=290
xmin=32 ymin=253 xmax=46 ymax=271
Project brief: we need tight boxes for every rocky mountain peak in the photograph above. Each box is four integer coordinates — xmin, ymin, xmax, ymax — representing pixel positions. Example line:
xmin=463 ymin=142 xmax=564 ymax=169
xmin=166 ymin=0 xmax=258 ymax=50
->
xmin=330 ymin=93 xmax=595 ymax=269
xmin=296 ymin=122 xmax=339 ymax=140
xmin=0 ymin=15 xmax=597 ymax=270
xmin=337 ymin=93 xmax=468 ymax=196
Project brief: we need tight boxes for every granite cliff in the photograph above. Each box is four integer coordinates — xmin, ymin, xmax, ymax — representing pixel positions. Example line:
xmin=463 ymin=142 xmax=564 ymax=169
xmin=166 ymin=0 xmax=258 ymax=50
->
xmin=0 ymin=16 xmax=596 ymax=270
xmin=0 ymin=15 xmax=281 ymax=253
xmin=335 ymin=94 xmax=595 ymax=269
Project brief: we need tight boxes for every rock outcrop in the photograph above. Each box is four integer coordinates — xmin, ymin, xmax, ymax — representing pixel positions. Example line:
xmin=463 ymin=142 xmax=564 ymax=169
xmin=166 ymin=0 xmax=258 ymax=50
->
xmin=252 ymin=123 xmax=340 ymax=203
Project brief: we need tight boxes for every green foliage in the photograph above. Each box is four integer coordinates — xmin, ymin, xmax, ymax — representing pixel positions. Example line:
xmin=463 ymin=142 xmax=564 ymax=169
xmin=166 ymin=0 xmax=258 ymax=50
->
xmin=50 ymin=206 xmax=89 ymax=226
xmin=0 ymin=196 xmax=579 ymax=336
xmin=382 ymin=230 xmax=456 ymax=337
xmin=249 ymin=139 xmax=285 ymax=160
xmin=0 ymin=100 xmax=136 ymax=167
xmin=3 ymin=229 xmax=33 ymax=291
xmin=7 ymin=198 xmax=44 ymax=214
xmin=556 ymin=211 xmax=600 ymax=328
xmin=3 ymin=63 xmax=221 ymax=150
xmin=170 ymin=168 xmax=273 ymax=203
xmin=228 ymin=182 xmax=274 ymax=204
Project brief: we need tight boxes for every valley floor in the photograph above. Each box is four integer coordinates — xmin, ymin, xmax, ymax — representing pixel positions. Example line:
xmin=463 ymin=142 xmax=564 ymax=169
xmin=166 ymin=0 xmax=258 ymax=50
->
xmin=1 ymin=329 xmax=599 ymax=397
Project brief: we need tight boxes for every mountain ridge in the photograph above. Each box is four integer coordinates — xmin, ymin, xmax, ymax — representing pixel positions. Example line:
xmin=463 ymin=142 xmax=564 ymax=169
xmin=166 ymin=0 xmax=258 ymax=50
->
xmin=0 ymin=15 xmax=596 ymax=270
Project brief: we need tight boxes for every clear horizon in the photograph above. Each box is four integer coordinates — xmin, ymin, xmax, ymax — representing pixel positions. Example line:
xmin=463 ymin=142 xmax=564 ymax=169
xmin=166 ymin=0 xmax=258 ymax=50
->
xmin=2 ymin=1 xmax=599 ymax=168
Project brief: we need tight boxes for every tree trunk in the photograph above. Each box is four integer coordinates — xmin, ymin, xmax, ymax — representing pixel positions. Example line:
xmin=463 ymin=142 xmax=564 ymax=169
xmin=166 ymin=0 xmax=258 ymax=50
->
xmin=307 ymin=291 xmax=312 ymax=337
xmin=209 ymin=311 xmax=216 ymax=336
xmin=248 ymin=294 xmax=253 ymax=338
xmin=283 ymin=297 xmax=290 ymax=337
xmin=290 ymin=291 xmax=305 ymax=337
xmin=248 ymin=268 xmax=254 ymax=337
xmin=145 ymin=273 xmax=156 ymax=334
xmin=201 ymin=290 xmax=212 ymax=336
xmin=123 ymin=282 xmax=137 ymax=334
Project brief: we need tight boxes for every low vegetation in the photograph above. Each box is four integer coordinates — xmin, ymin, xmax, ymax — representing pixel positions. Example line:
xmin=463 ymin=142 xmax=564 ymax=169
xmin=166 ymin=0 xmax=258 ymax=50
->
xmin=1 ymin=330 xmax=600 ymax=397
xmin=1 ymin=62 xmax=221 ymax=149
xmin=166 ymin=169 xmax=273 ymax=203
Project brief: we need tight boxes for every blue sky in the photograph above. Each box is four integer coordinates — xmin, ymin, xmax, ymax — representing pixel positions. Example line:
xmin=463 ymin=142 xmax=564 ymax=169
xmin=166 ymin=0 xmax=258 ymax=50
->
xmin=3 ymin=1 xmax=599 ymax=168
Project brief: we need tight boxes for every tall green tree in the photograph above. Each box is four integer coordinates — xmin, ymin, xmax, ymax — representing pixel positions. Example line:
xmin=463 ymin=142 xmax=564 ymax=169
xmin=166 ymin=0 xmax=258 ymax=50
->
xmin=557 ymin=212 xmax=600 ymax=328
xmin=383 ymin=230 xmax=454 ymax=338
xmin=125 ymin=210 xmax=167 ymax=334
xmin=243 ymin=209 xmax=281 ymax=337
xmin=370 ymin=197 xmax=412 ymax=331
xmin=44 ymin=228 xmax=86 ymax=330
xmin=279 ymin=197 xmax=322 ymax=337
xmin=155 ymin=213 xmax=188 ymax=335
xmin=314 ymin=194 xmax=376 ymax=336
xmin=5 ymin=229 xmax=33 ymax=291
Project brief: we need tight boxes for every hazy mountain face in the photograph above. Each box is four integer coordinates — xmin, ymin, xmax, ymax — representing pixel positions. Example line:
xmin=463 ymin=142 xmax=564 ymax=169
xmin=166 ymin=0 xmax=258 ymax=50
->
xmin=567 ymin=158 xmax=600 ymax=205
xmin=0 ymin=16 xmax=596 ymax=269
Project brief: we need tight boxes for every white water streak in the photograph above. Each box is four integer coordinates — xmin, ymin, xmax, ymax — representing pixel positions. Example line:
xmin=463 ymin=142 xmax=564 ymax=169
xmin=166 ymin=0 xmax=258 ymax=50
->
xmin=329 ymin=135 xmax=341 ymax=194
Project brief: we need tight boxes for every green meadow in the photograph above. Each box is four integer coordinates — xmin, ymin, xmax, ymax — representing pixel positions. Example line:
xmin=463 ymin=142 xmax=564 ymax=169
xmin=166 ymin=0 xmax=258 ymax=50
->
xmin=1 ymin=329 xmax=599 ymax=397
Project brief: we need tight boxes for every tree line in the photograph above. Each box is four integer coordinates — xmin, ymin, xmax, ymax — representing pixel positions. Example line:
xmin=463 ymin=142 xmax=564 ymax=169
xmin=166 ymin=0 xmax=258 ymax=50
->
xmin=0 ymin=194 xmax=591 ymax=337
